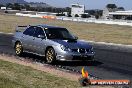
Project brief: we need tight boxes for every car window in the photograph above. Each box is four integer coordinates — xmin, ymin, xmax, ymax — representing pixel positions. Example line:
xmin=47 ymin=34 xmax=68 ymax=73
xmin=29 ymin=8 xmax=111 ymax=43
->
xmin=45 ymin=28 xmax=75 ymax=40
xmin=34 ymin=27 xmax=45 ymax=38
xmin=23 ymin=26 xmax=36 ymax=36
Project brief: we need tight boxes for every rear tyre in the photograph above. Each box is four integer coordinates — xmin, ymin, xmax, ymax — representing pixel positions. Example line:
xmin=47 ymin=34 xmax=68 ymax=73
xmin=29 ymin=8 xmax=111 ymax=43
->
xmin=45 ymin=48 xmax=56 ymax=64
xmin=15 ymin=42 xmax=23 ymax=56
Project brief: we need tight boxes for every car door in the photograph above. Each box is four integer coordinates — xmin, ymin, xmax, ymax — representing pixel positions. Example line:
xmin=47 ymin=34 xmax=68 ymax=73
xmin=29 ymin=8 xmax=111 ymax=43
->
xmin=21 ymin=26 xmax=36 ymax=52
xmin=33 ymin=27 xmax=47 ymax=55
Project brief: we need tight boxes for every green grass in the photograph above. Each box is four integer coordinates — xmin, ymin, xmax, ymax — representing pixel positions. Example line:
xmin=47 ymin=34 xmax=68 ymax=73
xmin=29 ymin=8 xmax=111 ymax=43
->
xmin=0 ymin=14 xmax=132 ymax=44
xmin=0 ymin=59 xmax=80 ymax=88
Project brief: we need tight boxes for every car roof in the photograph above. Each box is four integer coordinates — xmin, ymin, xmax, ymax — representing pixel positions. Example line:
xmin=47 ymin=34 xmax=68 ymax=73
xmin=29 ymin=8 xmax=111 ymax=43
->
xmin=36 ymin=24 xmax=65 ymax=29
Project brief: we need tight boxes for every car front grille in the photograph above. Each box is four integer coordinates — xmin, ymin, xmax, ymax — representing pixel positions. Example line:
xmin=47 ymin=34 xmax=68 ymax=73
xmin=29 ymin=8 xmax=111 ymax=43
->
xmin=72 ymin=49 xmax=78 ymax=52
xmin=72 ymin=48 xmax=90 ymax=53
xmin=79 ymin=48 xmax=85 ymax=53
xmin=86 ymin=49 xmax=90 ymax=52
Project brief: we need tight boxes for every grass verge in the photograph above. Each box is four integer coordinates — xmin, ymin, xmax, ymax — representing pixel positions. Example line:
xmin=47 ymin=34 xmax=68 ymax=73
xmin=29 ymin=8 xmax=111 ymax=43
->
xmin=0 ymin=59 xmax=80 ymax=88
xmin=0 ymin=14 xmax=132 ymax=44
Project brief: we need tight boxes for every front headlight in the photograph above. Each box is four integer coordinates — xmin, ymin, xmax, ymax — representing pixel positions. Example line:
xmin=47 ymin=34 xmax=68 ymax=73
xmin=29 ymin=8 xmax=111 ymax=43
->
xmin=60 ymin=45 xmax=71 ymax=51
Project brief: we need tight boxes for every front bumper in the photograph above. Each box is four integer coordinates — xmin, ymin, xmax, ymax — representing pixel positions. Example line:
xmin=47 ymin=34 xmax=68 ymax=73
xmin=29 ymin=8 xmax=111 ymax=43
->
xmin=56 ymin=51 xmax=95 ymax=61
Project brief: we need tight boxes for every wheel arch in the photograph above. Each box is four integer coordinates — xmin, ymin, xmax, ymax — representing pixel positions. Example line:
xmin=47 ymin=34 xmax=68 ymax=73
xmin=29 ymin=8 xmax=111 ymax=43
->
xmin=45 ymin=46 xmax=54 ymax=53
xmin=45 ymin=46 xmax=56 ymax=64
xmin=14 ymin=40 xmax=22 ymax=48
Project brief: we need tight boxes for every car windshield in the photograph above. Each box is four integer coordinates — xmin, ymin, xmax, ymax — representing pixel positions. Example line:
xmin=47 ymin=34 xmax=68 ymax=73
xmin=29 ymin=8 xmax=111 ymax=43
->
xmin=45 ymin=28 xmax=76 ymax=40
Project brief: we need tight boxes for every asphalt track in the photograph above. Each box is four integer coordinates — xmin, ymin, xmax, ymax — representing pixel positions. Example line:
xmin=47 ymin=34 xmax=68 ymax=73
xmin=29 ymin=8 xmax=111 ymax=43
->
xmin=0 ymin=33 xmax=132 ymax=82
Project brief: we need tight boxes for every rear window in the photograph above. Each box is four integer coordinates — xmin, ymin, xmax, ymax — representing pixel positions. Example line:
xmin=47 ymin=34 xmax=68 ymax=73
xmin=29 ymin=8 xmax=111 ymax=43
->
xmin=23 ymin=26 xmax=36 ymax=36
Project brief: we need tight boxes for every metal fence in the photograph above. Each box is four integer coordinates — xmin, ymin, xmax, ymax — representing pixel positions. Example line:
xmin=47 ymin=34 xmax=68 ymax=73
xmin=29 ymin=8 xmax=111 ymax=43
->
xmin=15 ymin=12 xmax=132 ymax=26
xmin=57 ymin=17 xmax=132 ymax=26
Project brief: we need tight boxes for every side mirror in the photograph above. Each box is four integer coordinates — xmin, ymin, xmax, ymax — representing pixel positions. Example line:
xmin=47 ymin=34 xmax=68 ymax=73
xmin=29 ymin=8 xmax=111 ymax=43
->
xmin=74 ymin=36 xmax=78 ymax=40
xmin=38 ymin=35 xmax=46 ymax=39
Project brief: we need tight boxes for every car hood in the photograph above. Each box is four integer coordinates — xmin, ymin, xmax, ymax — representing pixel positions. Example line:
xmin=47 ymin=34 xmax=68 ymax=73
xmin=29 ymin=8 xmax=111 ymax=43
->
xmin=52 ymin=39 xmax=92 ymax=49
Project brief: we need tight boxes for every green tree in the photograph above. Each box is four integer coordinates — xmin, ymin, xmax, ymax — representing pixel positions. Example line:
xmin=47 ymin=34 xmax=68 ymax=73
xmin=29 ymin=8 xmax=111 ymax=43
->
xmin=24 ymin=4 xmax=30 ymax=10
xmin=0 ymin=4 xmax=4 ymax=7
xmin=81 ymin=14 xmax=91 ymax=18
xmin=106 ymin=4 xmax=117 ymax=9
xmin=65 ymin=7 xmax=71 ymax=14
xmin=13 ymin=3 xmax=21 ymax=10
xmin=67 ymin=14 xmax=72 ymax=17
xmin=6 ymin=3 xmax=13 ymax=8
xmin=75 ymin=14 xmax=79 ymax=17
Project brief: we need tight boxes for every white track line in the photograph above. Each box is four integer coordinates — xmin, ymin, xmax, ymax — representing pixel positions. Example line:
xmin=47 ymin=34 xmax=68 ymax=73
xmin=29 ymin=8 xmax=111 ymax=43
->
xmin=0 ymin=32 xmax=13 ymax=35
xmin=81 ymin=40 xmax=132 ymax=48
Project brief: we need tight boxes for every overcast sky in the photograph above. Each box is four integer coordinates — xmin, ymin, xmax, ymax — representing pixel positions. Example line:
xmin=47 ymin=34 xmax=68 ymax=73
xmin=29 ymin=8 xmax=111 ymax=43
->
xmin=25 ymin=0 xmax=132 ymax=10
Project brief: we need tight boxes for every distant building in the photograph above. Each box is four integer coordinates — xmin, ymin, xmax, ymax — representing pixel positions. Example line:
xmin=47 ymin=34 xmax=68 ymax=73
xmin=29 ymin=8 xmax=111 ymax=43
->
xmin=71 ymin=4 xmax=85 ymax=17
xmin=1 ymin=7 xmax=6 ymax=10
xmin=102 ymin=4 xmax=132 ymax=20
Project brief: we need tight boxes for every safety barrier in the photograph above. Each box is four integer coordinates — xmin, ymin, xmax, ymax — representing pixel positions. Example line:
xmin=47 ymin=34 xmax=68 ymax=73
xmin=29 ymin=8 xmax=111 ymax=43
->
xmin=16 ymin=13 xmax=132 ymax=26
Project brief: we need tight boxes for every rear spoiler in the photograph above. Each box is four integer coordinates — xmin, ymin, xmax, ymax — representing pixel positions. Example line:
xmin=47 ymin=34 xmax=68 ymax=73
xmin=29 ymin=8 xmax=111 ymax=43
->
xmin=16 ymin=26 xmax=28 ymax=32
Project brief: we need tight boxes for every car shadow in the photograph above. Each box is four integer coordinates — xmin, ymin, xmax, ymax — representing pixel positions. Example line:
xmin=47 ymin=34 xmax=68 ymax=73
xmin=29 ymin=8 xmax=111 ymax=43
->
xmin=53 ymin=60 xmax=103 ymax=66
xmin=20 ymin=52 xmax=45 ymax=62
xmin=20 ymin=53 xmax=103 ymax=67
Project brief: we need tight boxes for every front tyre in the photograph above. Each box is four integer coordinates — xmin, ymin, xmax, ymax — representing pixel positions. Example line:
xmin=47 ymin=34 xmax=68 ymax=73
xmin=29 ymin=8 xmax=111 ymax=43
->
xmin=45 ymin=48 xmax=56 ymax=64
xmin=15 ymin=42 xmax=23 ymax=56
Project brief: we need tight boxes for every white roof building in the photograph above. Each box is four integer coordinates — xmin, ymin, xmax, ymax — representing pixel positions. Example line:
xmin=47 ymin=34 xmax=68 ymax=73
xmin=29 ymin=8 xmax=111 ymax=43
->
xmin=109 ymin=10 xmax=132 ymax=15
xmin=71 ymin=4 xmax=85 ymax=17
xmin=109 ymin=10 xmax=132 ymax=20
xmin=1 ymin=7 xmax=6 ymax=10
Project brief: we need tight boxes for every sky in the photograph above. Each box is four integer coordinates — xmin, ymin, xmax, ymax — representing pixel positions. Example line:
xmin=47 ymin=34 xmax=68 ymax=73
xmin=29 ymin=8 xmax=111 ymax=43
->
xmin=25 ymin=0 xmax=132 ymax=10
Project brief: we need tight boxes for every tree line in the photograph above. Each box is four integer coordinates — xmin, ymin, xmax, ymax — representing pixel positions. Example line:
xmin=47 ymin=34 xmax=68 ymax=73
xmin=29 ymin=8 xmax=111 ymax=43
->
xmin=0 ymin=3 xmax=71 ymax=13
xmin=0 ymin=3 xmax=103 ymax=18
